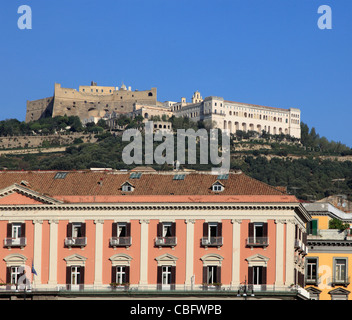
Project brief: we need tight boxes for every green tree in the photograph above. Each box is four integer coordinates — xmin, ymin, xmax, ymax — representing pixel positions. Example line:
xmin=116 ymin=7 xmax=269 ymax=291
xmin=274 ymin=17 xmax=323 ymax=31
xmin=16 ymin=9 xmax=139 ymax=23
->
xmin=329 ymin=218 xmax=349 ymax=231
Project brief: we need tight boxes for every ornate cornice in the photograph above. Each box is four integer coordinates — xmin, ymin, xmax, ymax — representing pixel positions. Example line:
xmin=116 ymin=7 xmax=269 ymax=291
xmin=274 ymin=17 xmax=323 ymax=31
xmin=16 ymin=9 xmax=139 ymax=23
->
xmin=308 ymin=240 xmax=352 ymax=247
xmin=0 ymin=203 xmax=300 ymax=212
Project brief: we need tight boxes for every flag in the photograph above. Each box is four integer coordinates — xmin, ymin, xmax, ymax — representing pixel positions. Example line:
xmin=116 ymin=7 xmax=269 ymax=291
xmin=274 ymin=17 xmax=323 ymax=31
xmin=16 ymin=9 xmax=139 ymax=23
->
xmin=31 ymin=261 xmax=37 ymax=276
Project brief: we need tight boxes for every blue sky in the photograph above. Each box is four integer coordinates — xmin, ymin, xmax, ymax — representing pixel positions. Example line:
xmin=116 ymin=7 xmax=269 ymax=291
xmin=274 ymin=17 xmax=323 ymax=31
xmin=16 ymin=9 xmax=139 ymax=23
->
xmin=0 ymin=0 xmax=351 ymax=146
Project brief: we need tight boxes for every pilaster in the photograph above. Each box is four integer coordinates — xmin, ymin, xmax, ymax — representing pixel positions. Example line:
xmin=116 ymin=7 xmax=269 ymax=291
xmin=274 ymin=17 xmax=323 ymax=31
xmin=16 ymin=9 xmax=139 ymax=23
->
xmin=185 ymin=219 xmax=196 ymax=289
xmin=94 ymin=219 xmax=104 ymax=286
xmin=48 ymin=219 xmax=59 ymax=286
xmin=139 ymin=219 xmax=150 ymax=287
xmin=231 ymin=219 xmax=242 ymax=288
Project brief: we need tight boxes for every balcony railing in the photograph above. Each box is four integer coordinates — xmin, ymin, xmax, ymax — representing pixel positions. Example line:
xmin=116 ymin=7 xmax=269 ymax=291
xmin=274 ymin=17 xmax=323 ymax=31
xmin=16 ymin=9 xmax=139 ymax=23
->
xmin=295 ymin=239 xmax=308 ymax=255
xmin=155 ymin=237 xmax=177 ymax=247
xmin=332 ymin=276 xmax=350 ymax=287
xmin=4 ymin=237 xmax=26 ymax=247
xmin=294 ymin=239 xmax=301 ymax=249
xmin=246 ymin=237 xmax=269 ymax=247
xmin=110 ymin=236 xmax=132 ymax=247
xmin=201 ymin=237 xmax=223 ymax=247
xmin=305 ymin=277 xmax=319 ymax=286
xmin=65 ymin=237 xmax=87 ymax=247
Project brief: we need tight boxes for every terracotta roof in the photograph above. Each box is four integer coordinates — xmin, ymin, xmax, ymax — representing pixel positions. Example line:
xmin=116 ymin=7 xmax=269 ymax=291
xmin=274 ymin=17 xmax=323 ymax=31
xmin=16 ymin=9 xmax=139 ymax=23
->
xmin=0 ymin=170 xmax=294 ymax=203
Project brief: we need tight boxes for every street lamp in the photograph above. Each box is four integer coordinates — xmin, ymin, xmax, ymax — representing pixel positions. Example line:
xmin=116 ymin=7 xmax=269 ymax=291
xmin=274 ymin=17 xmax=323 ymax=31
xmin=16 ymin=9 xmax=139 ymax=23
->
xmin=237 ymin=277 xmax=254 ymax=299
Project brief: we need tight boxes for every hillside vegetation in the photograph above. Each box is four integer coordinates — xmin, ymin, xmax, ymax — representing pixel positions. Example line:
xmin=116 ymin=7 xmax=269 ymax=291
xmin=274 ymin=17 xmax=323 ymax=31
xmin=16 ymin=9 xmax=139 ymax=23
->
xmin=0 ymin=117 xmax=351 ymax=201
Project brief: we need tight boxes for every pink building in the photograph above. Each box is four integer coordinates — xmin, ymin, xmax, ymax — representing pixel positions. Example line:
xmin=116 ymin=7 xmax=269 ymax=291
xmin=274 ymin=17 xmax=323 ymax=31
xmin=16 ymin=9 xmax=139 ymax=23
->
xmin=0 ymin=169 xmax=310 ymax=299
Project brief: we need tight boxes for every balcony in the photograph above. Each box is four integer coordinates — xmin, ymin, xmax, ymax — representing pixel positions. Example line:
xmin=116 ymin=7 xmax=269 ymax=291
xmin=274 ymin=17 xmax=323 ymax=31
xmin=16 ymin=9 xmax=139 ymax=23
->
xmin=110 ymin=236 xmax=132 ymax=247
xmin=305 ymin=277 xmax=319 ymax=286
xmin=65 ymin=237 xmax=87 ymax=247
xmin=331 ymin=276 xmax=350 ymax=288
xmin=294 ymin=239 xmax=301 ymax=249
xmin=246 ymin=237 xmax=269 ymax=247
xmin=155 ymin=237 xmax=177 ymax=247
xmin=201 ymin=237 xmax=223 ymax=247
xmin=4 ymin=237 xmax=26 ymax=248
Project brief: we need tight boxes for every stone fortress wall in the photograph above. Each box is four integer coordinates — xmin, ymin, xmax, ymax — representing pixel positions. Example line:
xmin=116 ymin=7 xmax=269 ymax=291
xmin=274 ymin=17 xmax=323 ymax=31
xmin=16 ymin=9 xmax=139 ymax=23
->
xmin=25 ymin=82 xmax=157 ymax=123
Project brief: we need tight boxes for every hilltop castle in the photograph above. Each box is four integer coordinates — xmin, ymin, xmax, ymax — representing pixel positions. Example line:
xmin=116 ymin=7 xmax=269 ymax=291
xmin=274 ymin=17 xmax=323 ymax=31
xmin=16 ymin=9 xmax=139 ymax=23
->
xmin=26 ymin=82 xmax=301 ymax=139
xmin=25 ymin=82 xmax=157 ymax=123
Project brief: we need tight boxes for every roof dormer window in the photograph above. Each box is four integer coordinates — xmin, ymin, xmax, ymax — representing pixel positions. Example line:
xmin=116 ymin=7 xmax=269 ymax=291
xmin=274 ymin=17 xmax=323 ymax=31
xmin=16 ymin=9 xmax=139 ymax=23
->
xmin=212 ymin=181 xmax=224 ymax=192
xmin=121 ymin=182 xmax=134 ymax=192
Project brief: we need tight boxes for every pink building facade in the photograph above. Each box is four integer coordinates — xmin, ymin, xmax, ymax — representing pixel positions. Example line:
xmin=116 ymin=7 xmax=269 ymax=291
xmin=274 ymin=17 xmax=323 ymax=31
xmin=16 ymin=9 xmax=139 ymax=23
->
xmin=0 ymin=170 xmax=310 ymax=299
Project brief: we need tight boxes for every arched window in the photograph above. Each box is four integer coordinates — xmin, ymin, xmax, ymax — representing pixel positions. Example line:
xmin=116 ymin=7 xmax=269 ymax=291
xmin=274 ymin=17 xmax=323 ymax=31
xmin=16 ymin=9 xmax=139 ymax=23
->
xmin=148 ymin=92 xmax=153 ymax=97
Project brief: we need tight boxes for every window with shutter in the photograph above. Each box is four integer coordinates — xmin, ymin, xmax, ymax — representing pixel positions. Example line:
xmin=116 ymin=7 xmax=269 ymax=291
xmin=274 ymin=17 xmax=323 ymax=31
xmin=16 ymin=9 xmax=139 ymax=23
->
xmin=66 ymin=223 xmax=87 ymax=247
xmin=202 ymin=266 xmax=207 ymax=285
xmin=111 ymin=266 xmax=117 ymax=284
xmin=306 ymin=258 xmax=318 ymax=284
xmin=203 ymin=222 xmax=209 ymax=238
xmin=202 ymin=222 xmax=223 ymax=247
xmin=171 ymin=266 xmax=176 ymax=290
xmin=116 ymin=266 xmax=126 ymax=284
xmin=247 ymin=222 xmax=268 ymax=247
xmin=157 ymin=266 xmax=162 ymax=290
xmin=112 ymin=222 xmax=118 ymax=237
xmin=125 ymin=266 xmax=130 ymax=284
xmin=156 ymin=222 xmax=177 ymax=247
xmin=126 ymin=223 xmax=131 ymax=237
xmin=307 ymin=220 xmax=318 ymax=236
xmin=111 ymin=222 xmax=132 ymax=247
xmin=67 ymin=223 xmax=73 ymax=238
xmin=248 ymin=266 xmax=253 ymax=285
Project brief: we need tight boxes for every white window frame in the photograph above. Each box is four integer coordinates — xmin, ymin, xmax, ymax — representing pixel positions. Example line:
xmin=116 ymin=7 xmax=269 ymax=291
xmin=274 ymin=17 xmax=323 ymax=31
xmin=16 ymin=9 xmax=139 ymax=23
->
xmin=71 ymin=266 xmax=81 ymax=285
xmin=253 ymin=266 xmax=263 ymax=285
xmin=208 ymin=222 xmax=218 ymax=239
xmin=12 ymin=223 xmax=22 ymax=239
xmin=117 ymin=223 xmax=127 ymax=237
xmin=335 ymin=258 xmax=347 ymax=282
xmin=122 ymin=183 xmax=133 ymax=192
xmin=72 ymin=223 xmax=82 ymax=238
xmin=253 ymin=222 xmax=264 ymax=241
xmin=212 ymin=184 xmax=223 ymax=192
xmin=162 ymin=223 xmax=172 ymax=237
xmin=306 ymin=258 xmax=318 ymax=281
xmin=10 ymin=266 xmax=22 ymax=285
xmin=162 ymin=266 xmax=172 ymax=285
xmin=207 ymin=265 xmax=217 ymax=284
xmin=116 ymin=266 xmax=126 ymax=284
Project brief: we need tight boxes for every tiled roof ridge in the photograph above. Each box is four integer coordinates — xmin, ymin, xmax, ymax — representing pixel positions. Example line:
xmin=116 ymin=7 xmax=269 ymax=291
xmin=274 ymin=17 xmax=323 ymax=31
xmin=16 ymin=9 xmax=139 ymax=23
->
xmin=0 ymin=169 xmax=288 ymax=198
xmin=239 ymin=173 xmax=288 ymax=195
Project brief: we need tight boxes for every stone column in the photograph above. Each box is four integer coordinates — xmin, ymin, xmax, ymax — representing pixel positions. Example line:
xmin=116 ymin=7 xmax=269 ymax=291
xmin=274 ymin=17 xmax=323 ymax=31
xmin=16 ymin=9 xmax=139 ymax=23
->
xmin=231 ymin=219 xmax=242 ymax=288
xmin=32 ymin=219 xmax=43 ymax=286
xmin=275 ymin=219 xmax=285 ymax=287
xmin=48 ymin=219 xmax=59 ymax=286
xmin=139 ymin=219 xmax=150 ymax=288
xmin=285 ymin=219 xmax=296 ymax=286
xmin=184 ymin=219 xmax=195 ymax=289
xmin=94 ymin=219 xmax=104 ymax=286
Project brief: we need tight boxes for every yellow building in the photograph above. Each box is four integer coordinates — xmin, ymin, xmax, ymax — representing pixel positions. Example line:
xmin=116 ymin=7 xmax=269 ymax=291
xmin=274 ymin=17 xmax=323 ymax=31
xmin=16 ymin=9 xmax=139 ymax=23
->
xmin=303 ymin=202 xmax=352 ymax=300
